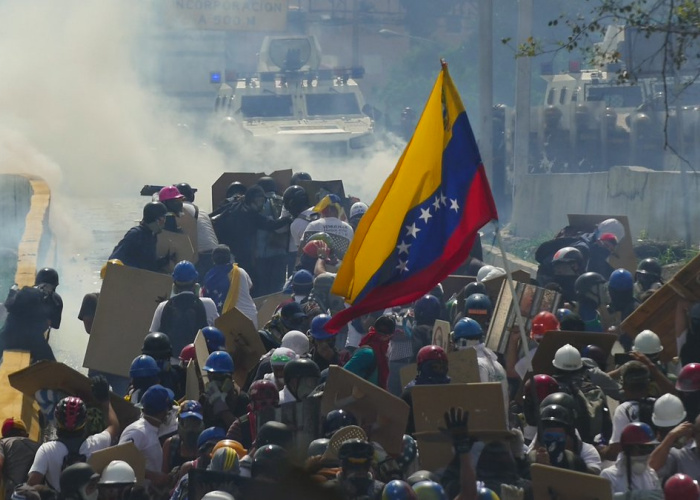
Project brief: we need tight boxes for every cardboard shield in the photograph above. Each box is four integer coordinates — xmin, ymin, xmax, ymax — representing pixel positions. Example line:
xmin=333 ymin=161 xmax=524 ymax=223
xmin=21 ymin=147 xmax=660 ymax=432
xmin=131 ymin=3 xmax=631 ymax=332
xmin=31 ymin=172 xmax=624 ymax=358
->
xmin=211 ymin=169 xmax=293 ymax=208
xmin=257 ymin=398 xmax=322 ymax=456
xmin=84 ymin=265 xmax=172 ymax=377
xmin=185 ymin=360 xmax=201 ymax=401
xmin=431 ymin=320 xmax=451 ymax=351
xmin=567 ymin=214 xmax=635 ymax=273
xmin=194 ymin=330 xmax=210 ymax=385
xmin=321 ymin=366 xmax=409 ymax=455
xmin=440 ymin=275 xmax=475 ymax=300
xmin=399 ymin=347 xmax=480 ymax=390
xmin=178 ymin=211 xmax=199 ymax=255
xmin=215 ymin=308 xmax=266 ymax=388
xmin=621 ymin=251 xmax=700 ymax=361
xmin=0 ymin=351 xmax=39 ymax=440
xmin=485 ymin=281 xmax=561 ymax=355
xmin=88 ymin=442 xmax=146 ymax=484
xmin=411 ymin=383 xmax=509 ymax=471
xmin=530 ymin=463 xmax=613 ymax=500
xmin=256 ymin=292 xmax=292 ymax=327
xmin=8 ymin=361 xmax=140 ymax=427
xmin=531 ymin=331 xmax=618 ymax=375
xmin=156 ymin=230 xmax=196 ymax=272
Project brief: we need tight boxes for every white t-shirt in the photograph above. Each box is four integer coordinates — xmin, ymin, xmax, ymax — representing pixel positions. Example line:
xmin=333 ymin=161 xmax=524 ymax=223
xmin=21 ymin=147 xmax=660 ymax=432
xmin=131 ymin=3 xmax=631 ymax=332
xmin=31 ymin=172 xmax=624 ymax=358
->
xmin=29 ymin=430 xmax=112 ymax=491
xmin=302 ymin=217 xmax=354 ymax=258
xmin=150 ymin=292 xmax=219 ymax=332
xmin=184 ymin=203 xmax=219 ymax=253
xmin=118 ymin=418 xmax=163 ymax=474
xmin=279 ymin=386 xmax=297 ymax=405
xmin=600 ymin=455 xmax=662 ymax=496
xmin=474 ymin=344 xmax=509 ymax=413
xmin=289 ymin=208 xmax=315 ymax=252
xmin=611 ymin=401 xmax=639 ymax=444
xmin=232 ymin=267 xmax=258 ymax=328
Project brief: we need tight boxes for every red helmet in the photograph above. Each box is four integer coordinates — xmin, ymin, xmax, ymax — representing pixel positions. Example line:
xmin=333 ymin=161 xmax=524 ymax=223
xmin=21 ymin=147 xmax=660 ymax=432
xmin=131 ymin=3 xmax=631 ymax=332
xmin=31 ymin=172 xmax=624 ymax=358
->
xmin=55 ymin=397 xmax=87 ymax=432
xmin=664 ymin=474 xmax=700 ymax=500
xmin=530 ymin=312 xmax=560 ymax=342
xmin=416 ymin=345 xmax=447 ymax=366
xmin=677 ymin=363 xmax=700 ymax=392
xmin=179 ymin=343 xmax=196 ymax=363
xmin=620 ymin=422 xmax=657 ymax=447
xmin=248 ymin=379 xmax=279 ymax=411
xmin=524 ymin=374 xmax=560 ymax=402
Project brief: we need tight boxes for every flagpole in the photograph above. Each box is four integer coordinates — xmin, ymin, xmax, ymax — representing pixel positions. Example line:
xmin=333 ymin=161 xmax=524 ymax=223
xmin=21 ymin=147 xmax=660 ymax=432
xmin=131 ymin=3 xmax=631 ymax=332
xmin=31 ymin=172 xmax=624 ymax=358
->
xmin=493 ymin=221 xmax=534 ymax=373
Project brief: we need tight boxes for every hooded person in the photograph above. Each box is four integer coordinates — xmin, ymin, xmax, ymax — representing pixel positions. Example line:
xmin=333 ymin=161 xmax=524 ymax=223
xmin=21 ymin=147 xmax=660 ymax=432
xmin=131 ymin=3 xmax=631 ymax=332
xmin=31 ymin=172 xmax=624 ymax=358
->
xmin=343 ymin=315 xmax=395 ymax=390
xmin=34 ymin=267 xmax=63 ymax=330
xmin=109 ymin=201 xmax=169 ymax=272
xmin=0 ymin=286 xmax=54 ymax=362
xmin=401 ymin=345 xmax=451 ymax=434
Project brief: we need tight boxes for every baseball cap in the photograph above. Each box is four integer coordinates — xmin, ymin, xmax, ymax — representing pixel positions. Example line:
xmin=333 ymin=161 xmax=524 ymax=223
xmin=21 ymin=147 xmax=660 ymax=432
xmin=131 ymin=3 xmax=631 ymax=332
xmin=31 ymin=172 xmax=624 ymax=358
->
xmin=281 ymin=301 xmax=306 ymax=320
xmin=1 ymin=418 xmax=27 ymax=437
xmin=141 ymin=385 xmax=174 ymax=415
xmin=158 ymin=186 xmax=185 ymax=202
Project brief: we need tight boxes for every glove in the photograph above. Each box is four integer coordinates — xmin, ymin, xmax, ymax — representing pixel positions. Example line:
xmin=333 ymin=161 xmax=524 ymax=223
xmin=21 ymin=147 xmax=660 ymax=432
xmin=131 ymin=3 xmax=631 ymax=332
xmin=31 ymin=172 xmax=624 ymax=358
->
xmin=90 ymin=375 xmax=110 ymax=403
xmin=500 ymin=484 xmax=525 ymax=500
xmin=440 ymin=407 xmax=476 ymax=454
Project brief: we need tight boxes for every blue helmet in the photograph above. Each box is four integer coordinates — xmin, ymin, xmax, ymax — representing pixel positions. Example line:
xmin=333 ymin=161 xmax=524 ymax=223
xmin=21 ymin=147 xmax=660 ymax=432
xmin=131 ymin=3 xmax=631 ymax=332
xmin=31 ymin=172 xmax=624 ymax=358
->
xmin=412 ymin=480 xmax=447 ymax=500
xmin=129 ymin=355 xmax=159 ymax=379
xmin=310 ymin=314 xmax=333 ymax=340
xmin=464 ymin=293 xmax=493 ymax=317
xmin=382 ymin=480 xmax=416 ymax=500
xmin=178 ymin=400 xmax=203 ymax=420
xmin=555 ymin=308 xmax=573 ymax=322
xmin=477 ymin=487 xmax=500 ymax=500
xmin=197 ymin=426 xmax=226 ymax=450
xmin=413 ymin=295 xmax=441 ymax=325
xmin=203 ymin=350 xmax=234 ymax=374
xmin=172 ymin=260 xmax=198 ymax=283
xmin=202 ymin=326 xmax=225 ymax=352
xmin=608 ymin=268 xmax=634 ymax=291
xmin=453 ymin=317 xmax=483 ymax=340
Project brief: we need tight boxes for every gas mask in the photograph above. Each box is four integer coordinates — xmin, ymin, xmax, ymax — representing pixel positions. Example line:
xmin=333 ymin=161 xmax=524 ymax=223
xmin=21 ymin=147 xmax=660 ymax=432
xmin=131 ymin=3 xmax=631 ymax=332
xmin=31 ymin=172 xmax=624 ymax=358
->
xmin=179 ymin=418 xmax=204 ymax=448
xmin=629 ymin=454 xmax=650 ymax=475
xmin=79 ymin=483 xmax=98 ymax=500
xmin=541 ymin=430 xmax=567 ymax=466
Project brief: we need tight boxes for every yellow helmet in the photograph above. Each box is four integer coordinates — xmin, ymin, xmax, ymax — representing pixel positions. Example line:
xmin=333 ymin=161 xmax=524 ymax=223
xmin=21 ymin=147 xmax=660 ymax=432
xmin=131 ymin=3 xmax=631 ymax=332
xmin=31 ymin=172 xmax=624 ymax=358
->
xmin=100 ymin=259 xmax=123 ymax=279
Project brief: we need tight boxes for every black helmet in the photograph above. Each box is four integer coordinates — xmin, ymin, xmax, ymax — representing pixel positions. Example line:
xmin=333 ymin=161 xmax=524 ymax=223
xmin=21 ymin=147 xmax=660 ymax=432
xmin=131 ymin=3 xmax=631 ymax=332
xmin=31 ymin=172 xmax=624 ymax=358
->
xmin=142 ymin=201 xmax=167 ymax=224
xmin=463 ymin=281 xmax=487 ymax=299
xmin=252 ymin=444 xmax=288 ymax=479
xmin=338 ymin=439 xmax=374 ymax=466
xmin=552 ymin=246 xmax=585 ymax=274
xmin=35 ymin=267 xmax=59 ymax=287
xmin=226 ymin=181 xmax=247 ymax=198
xmin=175 ymin=182 xmax=195 ymax=202
xmin=406 ymin=470 xmax=440 ymax=486
xmin=540 ymin=404 xmax=574 ymax=429
xmin=323 ymin=409 xmax=358 ymax=438
xmin=636 ymin=258 xmax=662 ymax=278
xmin=142 ymin=332 xmax=172 ymax=359
xmin=307 ymin=438 xmax=330 ymax=457
xmin=283 ymin=185 xmax=309 ymax=216
xmin=574 ymin=272 xmax=608 ymax=305
xmin=60 ymin=463 xmax=99 ymax=498
xmin=283 ymin=358 xmax=321 ymax=384
xmin=291 ymin=171 xmax=312 ymax=185
xmin=255 ymin=422 xmax=293 ymax=449
xmin=257 ymin=176 xmax=277 ymax=193
xmin=540 ymin=392 xmax=578 ymax=420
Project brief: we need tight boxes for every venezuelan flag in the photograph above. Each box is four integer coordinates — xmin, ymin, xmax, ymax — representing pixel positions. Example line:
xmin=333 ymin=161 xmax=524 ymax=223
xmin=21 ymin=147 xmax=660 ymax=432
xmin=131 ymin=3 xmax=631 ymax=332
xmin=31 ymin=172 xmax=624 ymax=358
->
xmin=326 ymin=63 xmax=498 ymax=331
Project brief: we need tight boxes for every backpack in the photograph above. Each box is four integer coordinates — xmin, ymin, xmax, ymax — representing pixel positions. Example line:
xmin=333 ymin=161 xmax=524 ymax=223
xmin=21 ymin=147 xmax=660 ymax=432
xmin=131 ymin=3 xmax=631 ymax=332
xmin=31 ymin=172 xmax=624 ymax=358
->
xmin=555 ymin=372 xmax=610 ymax=444
xmin=58 ymin=437 xmax=87 ymax=472
xmin=626 ymin=397 xmax=656 ymax=427
xmin=160 ymin=293 xmax=208 ymax=353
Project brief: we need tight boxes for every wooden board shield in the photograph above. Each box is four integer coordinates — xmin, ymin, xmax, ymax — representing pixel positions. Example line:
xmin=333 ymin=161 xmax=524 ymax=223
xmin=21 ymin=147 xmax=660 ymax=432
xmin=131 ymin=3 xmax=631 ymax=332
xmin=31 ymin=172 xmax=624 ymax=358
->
xmin=431 ymin=320 xmax=451 ymax=351
xmin=321 ymin=366 xmax=409 ymax=455
xmin=0 ymin=351 xmax=39 ymax=441
xmin=211 ymin=169 xmax=293 ymax=208
xmin=156 ymin=230 xmax=196 ymax=272
xmin=482 ymin=269 xmax=532 ymax=305
xmin=215 ymin=308 xmax=266 ymax=388
xmin=567 ymin=214 xmax=635 ymax=273
xmin=88 ymin=442 xmax=146 ymax=484
xmin=440 ymin=275 xmax=475 ymax=300
xmin=411 ymin=383 xmax=509 ymax=471
xmin=530 ymin=463 xmax=613 ymax=500
xmin=193 ymin=331 xmax=210 ymax=386
xmin=8 ymin=361 xmax=140 ymax=427
xmin=531 ymin=331 xmax=618 ymax=375
xmin=621 ymin=251 xmax=700 ymax=362
xmin=399 ymin=347 xmax=480 ymax=390
xmin=485 ymin=281 xmax=561 ymax=355
xmin=84 ymin=265 xmax=172 ymax=377
xmin=256 ymin=292 xmax=292 ymax=327
xmin=185 ymin=360 xmax=201 ymax=401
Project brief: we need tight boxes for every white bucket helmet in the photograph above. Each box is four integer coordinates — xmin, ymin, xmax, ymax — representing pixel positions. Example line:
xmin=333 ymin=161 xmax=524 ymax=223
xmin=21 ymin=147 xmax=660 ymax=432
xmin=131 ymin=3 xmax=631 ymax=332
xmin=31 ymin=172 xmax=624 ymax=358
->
xmin=652 ymin=393 xmax=687 ymax=428
xmin=98 ymin=460 xmax=136 ymax=485
xmin=476 ymin=265 xmax=496 ymax=282
xmin=281 ymin=330 xmax=310 ymax=356
xmin=202 ymin=492 xmax=234 ymax=500
xmin=595 ymin=218 xmax=625 ymax=242
xmin=552 ymin=344 xmax=583 ymax=371
xmin=632 ymin=329 xmax=663 ymax=355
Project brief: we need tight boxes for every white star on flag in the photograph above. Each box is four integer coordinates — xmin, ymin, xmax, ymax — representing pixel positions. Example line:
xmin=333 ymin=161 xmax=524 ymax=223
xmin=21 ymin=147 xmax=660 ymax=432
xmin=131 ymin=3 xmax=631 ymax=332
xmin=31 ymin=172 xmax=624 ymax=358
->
xmin=450 ymin=199 xmax=460 ymax=212
xmin=419 ymin=208 xmax=432 ymax=223
xmin=440 ymin=192 xmax=447 ymax=206
xmin=396 ymin=241 xmax=411 ymax=254
xmin=432 ymin=196 xmax=441 ymax=211
xmin=396 ymin=259 xmax=409 ymax=272
xmin=405 ymin=222 xmax=421 ymax=238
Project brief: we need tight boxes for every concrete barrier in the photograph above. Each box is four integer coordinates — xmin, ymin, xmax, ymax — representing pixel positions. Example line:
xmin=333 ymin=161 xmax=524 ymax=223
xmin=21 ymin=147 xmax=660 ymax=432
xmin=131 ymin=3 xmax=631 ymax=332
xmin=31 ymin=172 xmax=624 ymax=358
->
xmin=511 ymin=166 xmax=700 ymax=243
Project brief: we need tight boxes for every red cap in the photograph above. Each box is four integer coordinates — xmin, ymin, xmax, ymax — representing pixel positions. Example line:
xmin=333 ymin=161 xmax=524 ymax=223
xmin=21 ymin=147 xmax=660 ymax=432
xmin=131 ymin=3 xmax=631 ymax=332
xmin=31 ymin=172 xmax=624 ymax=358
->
xmin=2 ymin=417 xmax=27 ymax=437
xmin=158 ymin=186 xmax=185 ymax=202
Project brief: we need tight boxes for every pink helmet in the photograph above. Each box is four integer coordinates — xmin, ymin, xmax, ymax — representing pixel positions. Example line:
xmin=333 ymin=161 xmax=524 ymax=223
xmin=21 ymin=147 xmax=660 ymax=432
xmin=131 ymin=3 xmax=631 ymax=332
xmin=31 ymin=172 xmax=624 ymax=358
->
xmin=159 ymin=186 xmax=185 ymax=202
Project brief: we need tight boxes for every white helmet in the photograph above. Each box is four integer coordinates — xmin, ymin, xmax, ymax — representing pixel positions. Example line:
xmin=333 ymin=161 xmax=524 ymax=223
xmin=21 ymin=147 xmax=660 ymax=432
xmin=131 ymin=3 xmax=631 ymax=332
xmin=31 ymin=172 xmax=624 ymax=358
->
xmin=652 ymin=393 xmax=687 ymax=428
xmin=349 ymin=202 xmax=368 ymax=220
xmin=632 ymin=330 xmax=663 ymax=355
xmin=477 ymin=265 xmax=496 ymax=282
xmin=482 ymin=267 xmax=506 ymax=281
xmin=552 ymin=344 xmax=583 ymax=371
xmin=98 ymin=460 xmax=136 ymax=485
xmin=202 ymin=492 xmax=234 ymax=500
xmin=270 ymin=347 xmax=297 ymax=368
xmin=281 ymin=330 xmax=310 ymax=356
xmin=595 ymin=218 xmax=625 ymax=242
